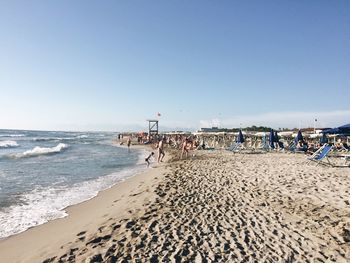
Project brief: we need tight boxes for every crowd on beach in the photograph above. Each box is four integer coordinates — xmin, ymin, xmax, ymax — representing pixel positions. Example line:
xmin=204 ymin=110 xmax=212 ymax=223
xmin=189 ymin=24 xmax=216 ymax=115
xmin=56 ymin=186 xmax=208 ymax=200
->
xmin=118 ymin=133 xmax=201 ymax=163
xmin=118 ymin=131 xmax=350 ymax=165
xmin=289 ymin=138 xmax=349 ymax=154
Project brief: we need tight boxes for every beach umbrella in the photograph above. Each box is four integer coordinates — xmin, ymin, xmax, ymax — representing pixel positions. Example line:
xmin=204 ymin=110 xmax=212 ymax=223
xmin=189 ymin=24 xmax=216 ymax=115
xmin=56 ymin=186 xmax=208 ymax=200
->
xmin=295 ymin=130 xmax=303 ymax=144
xmin=337 ymin=123 xmax=350 ymax=135
xmin=269 ymin=129 xmax=275 ymax=149
xmin=253 ymin=132 xmax=267 ymax=137
xmin=321 ymin=127 xmax=340 ymax=134
xmin=278 ymin=131 xmax=294 ymax=137
xmin=236 ymin=130 xmax=245 ymax=143
xmin=338 ymin=123 xmax=350 ymax=131
xmin=322 ymin=127 xmax=350 ymax=136
xmin=274 ymin=131 xmax=280 ymax=143
xmin=309 ymin=133 xmax=321 ymax=138
xmin=322 ymin=123 xmax=350 ymax=135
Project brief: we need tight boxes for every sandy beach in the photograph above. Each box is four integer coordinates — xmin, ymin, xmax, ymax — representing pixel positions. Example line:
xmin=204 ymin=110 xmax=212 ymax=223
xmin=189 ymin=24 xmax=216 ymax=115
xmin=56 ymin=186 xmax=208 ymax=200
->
xmin=1 ymin=150 xmax=350 ymax=262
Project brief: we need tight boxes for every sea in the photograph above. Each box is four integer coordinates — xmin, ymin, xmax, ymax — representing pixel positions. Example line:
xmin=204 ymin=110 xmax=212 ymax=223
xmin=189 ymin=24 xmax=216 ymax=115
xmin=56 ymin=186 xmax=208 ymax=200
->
xmin=0 ymin=129 xmax=147 ymax=239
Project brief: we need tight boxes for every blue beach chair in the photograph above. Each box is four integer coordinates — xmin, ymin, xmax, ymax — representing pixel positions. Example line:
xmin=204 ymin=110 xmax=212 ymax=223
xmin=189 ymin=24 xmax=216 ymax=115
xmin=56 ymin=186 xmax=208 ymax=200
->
xmin=227 ymin=142 xmax=243 ymax=152
xmin=259 ymin=135 xmax=270 ymax=151
xmin=307 ymin=144 xmax=333 ymax=166
xmin=288 ymin=141 xmax=296 ymax=152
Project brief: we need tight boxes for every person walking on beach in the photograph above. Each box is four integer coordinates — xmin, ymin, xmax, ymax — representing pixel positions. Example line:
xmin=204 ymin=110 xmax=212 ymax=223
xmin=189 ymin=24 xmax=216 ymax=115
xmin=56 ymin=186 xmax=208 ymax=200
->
xmin=127 ymin=137 xmax=131 ymax=151
xmin=145 ymin=152 xmax=154 ymax=167
xmin=181 ymin=137 xmax=190 ymax=159
xmin=157 ymin=137 xmax=165 ymax=163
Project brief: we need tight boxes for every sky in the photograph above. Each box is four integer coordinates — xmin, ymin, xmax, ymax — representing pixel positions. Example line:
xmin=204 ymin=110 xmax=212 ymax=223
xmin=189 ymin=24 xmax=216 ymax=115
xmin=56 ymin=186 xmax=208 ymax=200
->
xmin=0 ymin=1 xmax=349 ymax=131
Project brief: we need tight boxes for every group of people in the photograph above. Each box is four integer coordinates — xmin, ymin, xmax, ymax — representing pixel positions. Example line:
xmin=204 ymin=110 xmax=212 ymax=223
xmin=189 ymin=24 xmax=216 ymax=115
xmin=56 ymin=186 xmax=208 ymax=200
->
xmin=143 ymin=136 xmax=166 ymax=168
xmin=122 ymin=132 xmax=350 ymax=167
xmin=294 ymin=138 xmax=350 ymax=155
xmin=122 ymin=134 xmax=199 ymax=168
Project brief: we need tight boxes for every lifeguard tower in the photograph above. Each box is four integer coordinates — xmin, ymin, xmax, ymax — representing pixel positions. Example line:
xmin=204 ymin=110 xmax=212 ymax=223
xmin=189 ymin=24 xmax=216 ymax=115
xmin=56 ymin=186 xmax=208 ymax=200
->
xmin=147 ymin=119 xmax=159 ymax=137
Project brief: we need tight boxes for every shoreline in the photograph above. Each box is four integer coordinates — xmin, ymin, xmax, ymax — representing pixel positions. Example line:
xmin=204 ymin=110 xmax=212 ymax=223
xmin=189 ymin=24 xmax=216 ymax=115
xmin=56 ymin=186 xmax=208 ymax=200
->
xmin=0 ymin=144 xmax=165 ymax=263
xmin=0 ymin=142 xmax=150 ymax=240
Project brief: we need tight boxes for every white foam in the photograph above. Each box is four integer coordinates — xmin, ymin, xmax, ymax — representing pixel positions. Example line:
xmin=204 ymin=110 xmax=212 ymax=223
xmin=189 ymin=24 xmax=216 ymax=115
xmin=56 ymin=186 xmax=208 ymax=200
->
xmin=32 ymin=137 xmax=59 ymax=142
xmin=137 ymin=148 xmax=150 ymax=165
xmin=0 ymin=141 xmax=19 ymax=148
xmin=12 ymin=143 xmax=68 ymax=158
xmin=32 ymin=137 xmax=75 ymax=142
xmin=0 ymin=134 xmax=25 ymax=137
xmin=0 ymin=161 xmax=147 ymax=239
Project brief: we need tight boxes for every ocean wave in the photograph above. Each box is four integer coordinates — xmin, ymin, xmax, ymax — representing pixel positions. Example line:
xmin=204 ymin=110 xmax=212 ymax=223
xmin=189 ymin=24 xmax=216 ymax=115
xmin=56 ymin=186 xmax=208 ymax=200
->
xmin=0 ymin=162 xmax=146 ymax=239
xmin=0 ymin=134 xmax=25 ymax=138
xmin=0 ymin=141 xmax=19 ymax=148
xmin=12 ymin=143 xmax=68 ymax=158
xmin=32 ymin=137 xmax=60 ymax=142
xmin=32 ymin=137 xmax=75 ymax=142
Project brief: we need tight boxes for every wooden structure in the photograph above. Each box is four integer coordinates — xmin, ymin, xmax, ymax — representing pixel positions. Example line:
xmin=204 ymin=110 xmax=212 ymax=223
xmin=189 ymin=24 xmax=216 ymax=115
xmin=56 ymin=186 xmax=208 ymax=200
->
xmin=147 ymin=120 xmax=159 ymax=136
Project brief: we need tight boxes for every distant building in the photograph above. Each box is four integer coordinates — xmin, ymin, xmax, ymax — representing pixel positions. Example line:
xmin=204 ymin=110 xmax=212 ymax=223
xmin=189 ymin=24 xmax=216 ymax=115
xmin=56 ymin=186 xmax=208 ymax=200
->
xmin=199 ymin=127 xmax=225 ymax=132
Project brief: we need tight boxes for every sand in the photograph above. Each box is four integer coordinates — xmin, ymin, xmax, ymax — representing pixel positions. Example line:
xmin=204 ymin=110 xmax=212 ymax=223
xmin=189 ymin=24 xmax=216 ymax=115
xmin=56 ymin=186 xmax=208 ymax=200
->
xmin=1 ymin=150 xmax=350 ymax=262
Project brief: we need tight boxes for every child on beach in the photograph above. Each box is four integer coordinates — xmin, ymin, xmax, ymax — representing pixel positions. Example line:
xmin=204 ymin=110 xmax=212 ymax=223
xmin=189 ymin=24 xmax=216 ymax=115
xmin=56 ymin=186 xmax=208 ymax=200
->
xmin=145 ymin=152 xmax=154 ymax=167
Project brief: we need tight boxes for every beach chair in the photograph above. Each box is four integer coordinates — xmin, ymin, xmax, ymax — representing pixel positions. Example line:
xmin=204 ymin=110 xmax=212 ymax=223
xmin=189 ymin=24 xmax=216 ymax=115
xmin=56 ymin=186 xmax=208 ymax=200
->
xmin=227 ymin=142 xmax=243 ymax=152
xmin=307 ymin=144 xmax=333 ymax=166
xmin=259 ymin=136 xmax=270 ymax=151
xmin=289 ymin=141 xmax=308 ymax=154
xmin=288 ymin=141 xmax=296 ymax=152
xmin=340 ymin=154 xmax=350 ymax=167
xmin=341 ymin=143 xmax=349 ymax=152
xmin=307 ymin=144 xmax=326 ymax=159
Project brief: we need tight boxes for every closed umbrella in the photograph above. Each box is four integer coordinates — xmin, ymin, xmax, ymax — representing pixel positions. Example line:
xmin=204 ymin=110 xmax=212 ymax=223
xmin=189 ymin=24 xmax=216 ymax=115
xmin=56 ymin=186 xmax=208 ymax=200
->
xmin=295 ymin=130 xmax=304 ymax=144
xmin=237 ymin=130 xmax=245 ymax=143
xmin=269 ymin=129 xmax=275 ymax=149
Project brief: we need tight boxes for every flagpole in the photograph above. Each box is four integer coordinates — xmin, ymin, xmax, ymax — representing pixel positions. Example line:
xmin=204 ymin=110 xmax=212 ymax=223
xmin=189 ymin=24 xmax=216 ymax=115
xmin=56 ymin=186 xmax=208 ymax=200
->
xmin=314 ymin=118 xmax=317 ymax=134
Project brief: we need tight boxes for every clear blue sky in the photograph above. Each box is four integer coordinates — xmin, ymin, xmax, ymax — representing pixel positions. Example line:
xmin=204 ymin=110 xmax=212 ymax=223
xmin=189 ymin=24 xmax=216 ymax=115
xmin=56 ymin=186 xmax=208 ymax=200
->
xmin=1 ymin=1 xmax=349 ymax=131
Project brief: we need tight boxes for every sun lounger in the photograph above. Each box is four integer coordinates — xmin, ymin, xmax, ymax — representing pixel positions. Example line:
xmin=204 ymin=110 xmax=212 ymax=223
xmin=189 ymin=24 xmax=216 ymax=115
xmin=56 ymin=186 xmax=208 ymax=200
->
xmin=288 ymin=141 xmax=296 ymax=152
xmin=341 ymin=143 xmax=349 ymax=152
xmin=307 ymin=144 xmax=326 ymax=159
xmin=337 ymin=153 xmax=350 ymax=167
xmin=227 ymin=142 xmax=243 ymax=152
xmin=307 ymin=144 xmax=333 ymax=166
